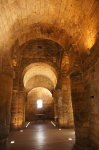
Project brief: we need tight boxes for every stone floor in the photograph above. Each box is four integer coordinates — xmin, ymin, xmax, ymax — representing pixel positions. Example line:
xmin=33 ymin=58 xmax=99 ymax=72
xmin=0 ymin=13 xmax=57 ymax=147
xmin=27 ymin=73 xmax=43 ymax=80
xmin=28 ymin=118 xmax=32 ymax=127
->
xmin=8 ymin=120 xmax=75 ymax=150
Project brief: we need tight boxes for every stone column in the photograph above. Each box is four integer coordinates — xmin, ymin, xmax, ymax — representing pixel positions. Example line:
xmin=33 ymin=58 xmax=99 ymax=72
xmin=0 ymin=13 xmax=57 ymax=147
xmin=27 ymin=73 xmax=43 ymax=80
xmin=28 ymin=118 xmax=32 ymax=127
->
xmin=0 ymin=53 xmax=13 ymax=150
xmin=10 ymin=90 xmax=18 ymax=130
xmin=54 ymin=89 xmax=64 ymax=127
xmin=62 ymin=76 xmax=74 ymax=128
xmin=53 ymin=97 xmax=58 ymax=122
xmin=70 ymin=73 xmax=90 ymax=149
xmin=17 ymin=91 xmax=26 ymax=129
xmin=11 ymin=91 xmax=26 ymax=130
xmin=23 ymin=98 xmax=26 ymax=124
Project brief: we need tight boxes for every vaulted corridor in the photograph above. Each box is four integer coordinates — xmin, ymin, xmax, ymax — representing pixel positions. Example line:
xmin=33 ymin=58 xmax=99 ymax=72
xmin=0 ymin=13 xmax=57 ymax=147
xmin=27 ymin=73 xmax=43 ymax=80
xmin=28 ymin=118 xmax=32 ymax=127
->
xmin=0 ymin=1 xmax=99 ymax=150
xmin=8 ymin=121 xmax=75 ymax=150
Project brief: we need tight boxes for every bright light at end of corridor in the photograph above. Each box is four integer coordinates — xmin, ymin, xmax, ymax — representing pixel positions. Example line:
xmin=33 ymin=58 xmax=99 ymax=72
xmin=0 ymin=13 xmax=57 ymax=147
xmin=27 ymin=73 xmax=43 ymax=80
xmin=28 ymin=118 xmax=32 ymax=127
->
xmin=10 ymin=141 xmax=15 ymax=144
xmin=68 ymin=138 xmax=72 ymax=141
xmin=51 ymin=121 xmax=56 ymax=126
xmin=59 ymin=129 xmax=61 ymax=131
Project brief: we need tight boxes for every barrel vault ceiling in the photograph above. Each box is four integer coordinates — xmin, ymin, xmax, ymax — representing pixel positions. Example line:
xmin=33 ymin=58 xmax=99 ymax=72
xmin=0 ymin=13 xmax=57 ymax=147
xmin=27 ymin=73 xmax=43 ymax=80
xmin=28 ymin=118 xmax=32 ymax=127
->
xmin=0 ymin=0 xmax=99 ymax=91
xmin=0 ymin=0 xmax=99 ymax=55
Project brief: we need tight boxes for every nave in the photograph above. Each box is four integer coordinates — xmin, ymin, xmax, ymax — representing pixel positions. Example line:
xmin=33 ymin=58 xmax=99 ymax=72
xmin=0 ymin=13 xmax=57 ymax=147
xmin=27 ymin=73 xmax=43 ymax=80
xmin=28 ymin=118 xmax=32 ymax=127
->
xmin=8 ymin=121 xmax=75 ymax=150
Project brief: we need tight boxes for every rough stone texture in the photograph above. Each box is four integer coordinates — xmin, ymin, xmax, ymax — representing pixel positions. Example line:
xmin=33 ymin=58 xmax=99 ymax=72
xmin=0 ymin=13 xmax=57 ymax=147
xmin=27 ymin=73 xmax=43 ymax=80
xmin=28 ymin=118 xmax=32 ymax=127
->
xmin=0 ymin=73 xmax=13 ymax=150
xmin=23 ymin=62 xmax=57 ymax=91
xmin=0 ymin=0 xmax=98 ymax=58
xmin=54 ymin=86 xmax=74 ymax=128
xmin=82 ymin=46 xmax=99 ymax=150
xmin=0 ymin=1 xmax=99 ymax=150
xmin=25 ymin=100 xmax=54 ymax=121
xmin=25 ymin=87 xmax=54 ymax=121
xmin=62 ymin=76 xmax=74 ymax=127
xmin=70 ymin=73 xmax=90 ymax=148
xmin=11 ymin=90 xmax=26 ymax=130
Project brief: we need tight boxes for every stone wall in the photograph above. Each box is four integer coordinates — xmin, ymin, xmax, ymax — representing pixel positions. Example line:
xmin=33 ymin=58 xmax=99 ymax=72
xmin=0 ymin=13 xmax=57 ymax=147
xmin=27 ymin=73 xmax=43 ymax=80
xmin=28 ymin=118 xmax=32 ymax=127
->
xmin=62 ymin=76 xmax=74 ymax=127
xmin=10 ymin=91 xmax=25 ymax=130
xmin=25 ymin=98 xmax=54 ymax=121
xmin=70 ymin=73 xmax=90 ymax=149
xmin=83 ymin=55 xmax=99 ymax=150
xmin=0 ymin=51 xmax=14 ymax=149
xmin=54 ymin=76 xmax=74 ymax=128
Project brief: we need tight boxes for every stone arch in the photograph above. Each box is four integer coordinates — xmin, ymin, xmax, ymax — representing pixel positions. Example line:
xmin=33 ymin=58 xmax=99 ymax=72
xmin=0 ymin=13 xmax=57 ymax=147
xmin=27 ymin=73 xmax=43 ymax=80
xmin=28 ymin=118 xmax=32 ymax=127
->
xmin=26 ymin=87 xmax=53 ymax=121
xmin=22 ymin=62 xmax=58 ymax=91
xmin=2 ymin=23 xmax=74 ymax=65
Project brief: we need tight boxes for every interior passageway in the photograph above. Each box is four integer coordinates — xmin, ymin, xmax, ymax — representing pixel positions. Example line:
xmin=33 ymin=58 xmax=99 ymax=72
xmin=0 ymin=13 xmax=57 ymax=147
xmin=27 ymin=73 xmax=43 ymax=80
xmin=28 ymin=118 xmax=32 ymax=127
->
xmin=8 ymin=121 xmax=75 ymax=150
xmin=1 ymin=1 xmax=99 ymax=150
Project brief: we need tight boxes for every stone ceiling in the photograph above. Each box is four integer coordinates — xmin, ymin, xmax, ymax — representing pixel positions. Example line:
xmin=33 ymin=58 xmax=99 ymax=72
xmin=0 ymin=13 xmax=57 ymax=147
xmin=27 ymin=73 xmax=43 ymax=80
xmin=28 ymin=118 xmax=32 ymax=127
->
xmin=1 ymin=0 xmax=99 ymax=93
xmin=19 ymin=39 xmax=64 ymax=69
xmin=28 ymin=87 xmax=52 ymax=103
xmin=13 ymin=39 xmax=65 ymax=92
xmin=0 ymin=0 xmax=99 ymax=60
xmin=23 ymin=62 xmax=57 ymax=91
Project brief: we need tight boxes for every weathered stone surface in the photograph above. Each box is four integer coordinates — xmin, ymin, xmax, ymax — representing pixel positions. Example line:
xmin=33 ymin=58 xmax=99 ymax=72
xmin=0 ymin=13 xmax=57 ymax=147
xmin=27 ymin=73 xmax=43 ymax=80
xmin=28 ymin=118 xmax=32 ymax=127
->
xmin=11 ymin=91 xmax=26 ymax=130
xmin=0 ymin=0 xmax=99 ymax=150
xmin=0 ymin=73 xmax=13 ymax=150
xmin=25 ymin=87 xmax=54 ymax=121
